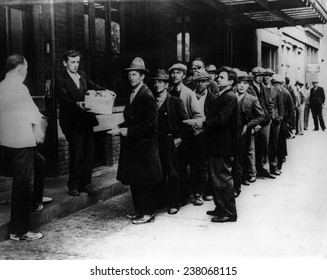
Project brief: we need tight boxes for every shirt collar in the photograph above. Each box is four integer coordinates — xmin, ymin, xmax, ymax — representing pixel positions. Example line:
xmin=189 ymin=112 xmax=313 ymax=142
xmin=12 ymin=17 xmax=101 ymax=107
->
xmin=132 ymin=82 xmax=144 ymax=94
xmin=67 ymin=70 xmax=81 ymax=80
xmin=219 ymin=86 xmax=232 ymax=96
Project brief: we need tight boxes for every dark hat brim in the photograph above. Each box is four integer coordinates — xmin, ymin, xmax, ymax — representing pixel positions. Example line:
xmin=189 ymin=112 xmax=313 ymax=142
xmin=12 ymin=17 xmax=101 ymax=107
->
xmin=124 ymin=67 xmax=149 ymax=73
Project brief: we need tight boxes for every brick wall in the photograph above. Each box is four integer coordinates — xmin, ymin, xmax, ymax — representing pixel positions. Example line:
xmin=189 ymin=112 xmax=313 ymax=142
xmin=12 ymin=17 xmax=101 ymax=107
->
xmin=58 ymin=135 xmax=121 ymax=176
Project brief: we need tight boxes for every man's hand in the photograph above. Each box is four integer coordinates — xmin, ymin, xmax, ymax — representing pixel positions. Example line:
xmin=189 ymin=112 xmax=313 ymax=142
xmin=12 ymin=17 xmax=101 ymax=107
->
xmin=241 ymin=125 xmax=247 ymax=136
xmin=120 ymin=127 xmax=128 ymax=137
xmin=76 ymin=101 xmax=90 ymax=111
xmin=174 ymin=138 xmax=182 ymax=148
xmin=253 ymin=125 xmax=262 ymax=133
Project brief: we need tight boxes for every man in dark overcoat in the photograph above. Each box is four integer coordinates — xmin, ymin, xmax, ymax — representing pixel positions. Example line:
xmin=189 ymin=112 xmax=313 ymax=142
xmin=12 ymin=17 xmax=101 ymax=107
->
xmin=150 ymin=69 xmax=189 ymax=214
xmin=116 ymin=57 xmax=162 ymax=224
xmin=56 ymin=50 xmax=111 ymax=196
xmin=309 ymin=80 xmax=326 ymax=131
xmin=193 ymin=67 xmax=238 ymax=223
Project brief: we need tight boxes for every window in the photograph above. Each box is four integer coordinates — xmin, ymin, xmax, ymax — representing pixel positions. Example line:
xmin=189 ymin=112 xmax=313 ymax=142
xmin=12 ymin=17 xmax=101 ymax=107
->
xmin=177 ymin=16 xmax=190 ymax=62
xmin=8 ymin=7 xmax=24 ymax=54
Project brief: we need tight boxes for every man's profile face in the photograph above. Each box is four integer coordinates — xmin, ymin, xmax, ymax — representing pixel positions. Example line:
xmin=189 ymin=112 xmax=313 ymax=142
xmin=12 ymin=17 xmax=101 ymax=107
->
xmin=263 ymin=75 xmax=272 ymax=84
xmin=128 ymin=70 xmax=144 ymax=87
xmin=170 ymin=70 xmax=185 ymax=85
xmin=64 ymin=56 xmax=80 ymax=74
xmin=217 ymin=71 xmax=231 ymax=89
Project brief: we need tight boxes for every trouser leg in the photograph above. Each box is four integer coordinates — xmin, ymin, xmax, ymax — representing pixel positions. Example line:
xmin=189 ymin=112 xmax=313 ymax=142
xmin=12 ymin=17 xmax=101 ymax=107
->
xmin=31 ymin=150 xmax=45 ymax=206
xmin=5 ymin=147 xmax=34 ymax=235
xmin=209 ymin=156 xmax=237 ymax=218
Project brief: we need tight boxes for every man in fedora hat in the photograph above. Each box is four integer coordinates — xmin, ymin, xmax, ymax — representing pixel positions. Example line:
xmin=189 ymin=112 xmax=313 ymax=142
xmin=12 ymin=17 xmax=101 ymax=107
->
xmin=232 ymin=70 xmax=265 ymax=197
xmin=309 ymin=80 xmax=325 ymax=131
xmin=150 ymin=69 xmax=189 ymax=214
xmin=56 ymin=50 xmax=114 ymax=197
xmin=168 ymin=62 xmax=202 ymax=205
xmin=116 ymin=57 xmax=162 ymax=224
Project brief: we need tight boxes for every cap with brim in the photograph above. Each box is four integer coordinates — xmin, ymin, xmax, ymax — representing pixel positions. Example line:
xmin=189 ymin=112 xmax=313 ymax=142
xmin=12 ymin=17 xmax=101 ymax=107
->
xmin=252 ymin=66 xmax=265 ymax=76
xmin=295 ymin=81 xmax=304 ymax=87
xmin=150 ymin=69 xmax=169 ymax=81
xmin=234 ymin=69 xmax=251 ymax=81
xmin=193 ymin=71 xmax=211 ymax=81
xmin=205 ymin=64 xmax=218 ymax=73
xmin=272 ymin=74 xmax=284 ymax=84
xmin=168 ymin=63 xmax=187 ymax=73
xmin=124 ymin=57 xmax=149 ymax=73
xmin=312 ymin=80 xmax=319 ymax=84
xmin=264 ymin=68 xmax=274 ymax=76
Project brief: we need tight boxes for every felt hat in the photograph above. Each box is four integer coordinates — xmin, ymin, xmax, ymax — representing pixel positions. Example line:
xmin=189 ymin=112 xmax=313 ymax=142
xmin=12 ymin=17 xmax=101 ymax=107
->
xmin=150 ymin=69 xmax=169 ymax=81
xmin=124 ymin=57 xmax=149 ymax=73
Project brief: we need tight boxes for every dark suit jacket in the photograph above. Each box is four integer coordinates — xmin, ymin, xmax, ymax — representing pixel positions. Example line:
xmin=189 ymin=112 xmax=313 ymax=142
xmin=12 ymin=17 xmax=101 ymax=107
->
xmin=267 ymin=85 xmax=284 ymax=120
xmin=310 ymin=86 xmax=325 ymax=107
xmin=117 ymin=84 xmax=162 ymax=185
xmin=248 ymin=81 xmax=274 ymax=126
xmin=56 ymin=70 xmax=105 ymax=134
xmin=203 ymin=87 xmax=238 ymax=157
xmin=281 ymin=87 xmax=295 ymax=130
xmin=241 ymin=92 xmax=265 ymax=130
xmin=164 ymin=93 xmax=189 ymax=141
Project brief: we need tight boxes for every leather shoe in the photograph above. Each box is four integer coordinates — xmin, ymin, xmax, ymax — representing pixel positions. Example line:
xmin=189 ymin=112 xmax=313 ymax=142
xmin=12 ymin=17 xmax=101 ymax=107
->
xmin=203 ymin=195 xmax=213 ymax=201
xmin=206 ymin=210 xmax=217 ymax=216
xmin=168 ymin=208 xmax=179 ymax=214
xmin=248 ymin=176 xmax=256 ymax=183
xmin=234 ymin=190 xmax=240 ymax=198
xmin=211 ymin=216 xmax=237 ymax=223
xmin=193 ymin=195 xmax=203 ymax=206
xmin=132 ymin=215 xmax=155 ymax=225
xmin=79 ymin=184 xmax=96 ymax=195
xmin=68 ymin=188 xmax=80 ymax=196
xmin=126 ymin=212 xmax=141 ymax=219
xmin=265 ymin=172 xmax=276 ymax=179
xmin=242 ymin=180 xmax=250 ymax=186
xmin=271 ymin=169 xmax=281 ymax=176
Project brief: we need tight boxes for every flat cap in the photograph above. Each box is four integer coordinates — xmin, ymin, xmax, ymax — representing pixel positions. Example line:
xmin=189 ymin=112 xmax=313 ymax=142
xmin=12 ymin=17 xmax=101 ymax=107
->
xmin=272 ymin=74 xmax=284 ymax=84
xmin=168 ymin=63 xmax=187 ymax=73
xmin=205 ymin=64 xmax=218 ymax=73
xmin=193 ymin=71 xmax=211 ymax=81
xmin=234 ymin=69 xmax=251 ymax=81
xmin=251 ymin=66 xmax=265 ymax=75
xmin=264 ymin=68 xmax=274 ymax=76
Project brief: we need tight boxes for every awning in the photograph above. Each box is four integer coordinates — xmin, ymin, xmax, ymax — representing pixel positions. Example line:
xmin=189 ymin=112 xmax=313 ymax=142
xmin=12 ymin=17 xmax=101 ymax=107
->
xmin=206 ymin=0 xmax=327 ymax=28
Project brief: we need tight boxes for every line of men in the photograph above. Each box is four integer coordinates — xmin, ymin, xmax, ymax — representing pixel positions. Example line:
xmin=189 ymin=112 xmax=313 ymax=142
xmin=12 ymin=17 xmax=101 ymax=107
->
xmin=113 ymin=57 xmax=301 ymax=225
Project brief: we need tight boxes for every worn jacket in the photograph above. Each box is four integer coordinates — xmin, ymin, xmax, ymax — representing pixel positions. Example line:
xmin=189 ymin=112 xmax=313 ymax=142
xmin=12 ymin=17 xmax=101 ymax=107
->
xmin=56 ymin=70 xmax=105 ymax=134
xmin=203 ymin=87 xmax=238 ymax=157
xmin=117 ymin=84 xmax=162 ymax=185
xmin=240 ymin=92 xmax=265 ymax=130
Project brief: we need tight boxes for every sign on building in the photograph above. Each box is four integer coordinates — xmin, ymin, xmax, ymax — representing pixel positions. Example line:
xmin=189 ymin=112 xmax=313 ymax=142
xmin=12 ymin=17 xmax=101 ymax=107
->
xmin=307 ymin=64 xmax=320 ymax=73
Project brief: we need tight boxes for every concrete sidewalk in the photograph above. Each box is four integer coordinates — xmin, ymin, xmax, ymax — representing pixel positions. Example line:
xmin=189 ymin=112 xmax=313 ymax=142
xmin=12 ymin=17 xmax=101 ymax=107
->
xmin=0 ymin=165 xmax=128 ymax=242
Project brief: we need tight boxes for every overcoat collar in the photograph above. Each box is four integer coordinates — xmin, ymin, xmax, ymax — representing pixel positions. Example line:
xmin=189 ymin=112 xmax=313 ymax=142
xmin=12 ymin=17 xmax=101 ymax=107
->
xmin=124 ymin=84 xmax=149 ymax=118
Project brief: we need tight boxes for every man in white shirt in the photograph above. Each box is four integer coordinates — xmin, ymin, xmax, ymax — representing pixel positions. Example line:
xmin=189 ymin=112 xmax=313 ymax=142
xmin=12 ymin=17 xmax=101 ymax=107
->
xmin=0 ymin=54 xmax=44 ymax=241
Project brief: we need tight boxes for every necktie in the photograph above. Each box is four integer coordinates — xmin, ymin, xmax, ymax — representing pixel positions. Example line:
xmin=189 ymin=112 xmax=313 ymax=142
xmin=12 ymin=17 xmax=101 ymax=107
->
xmin=129 ymin=89 xmax=136 ymax=104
